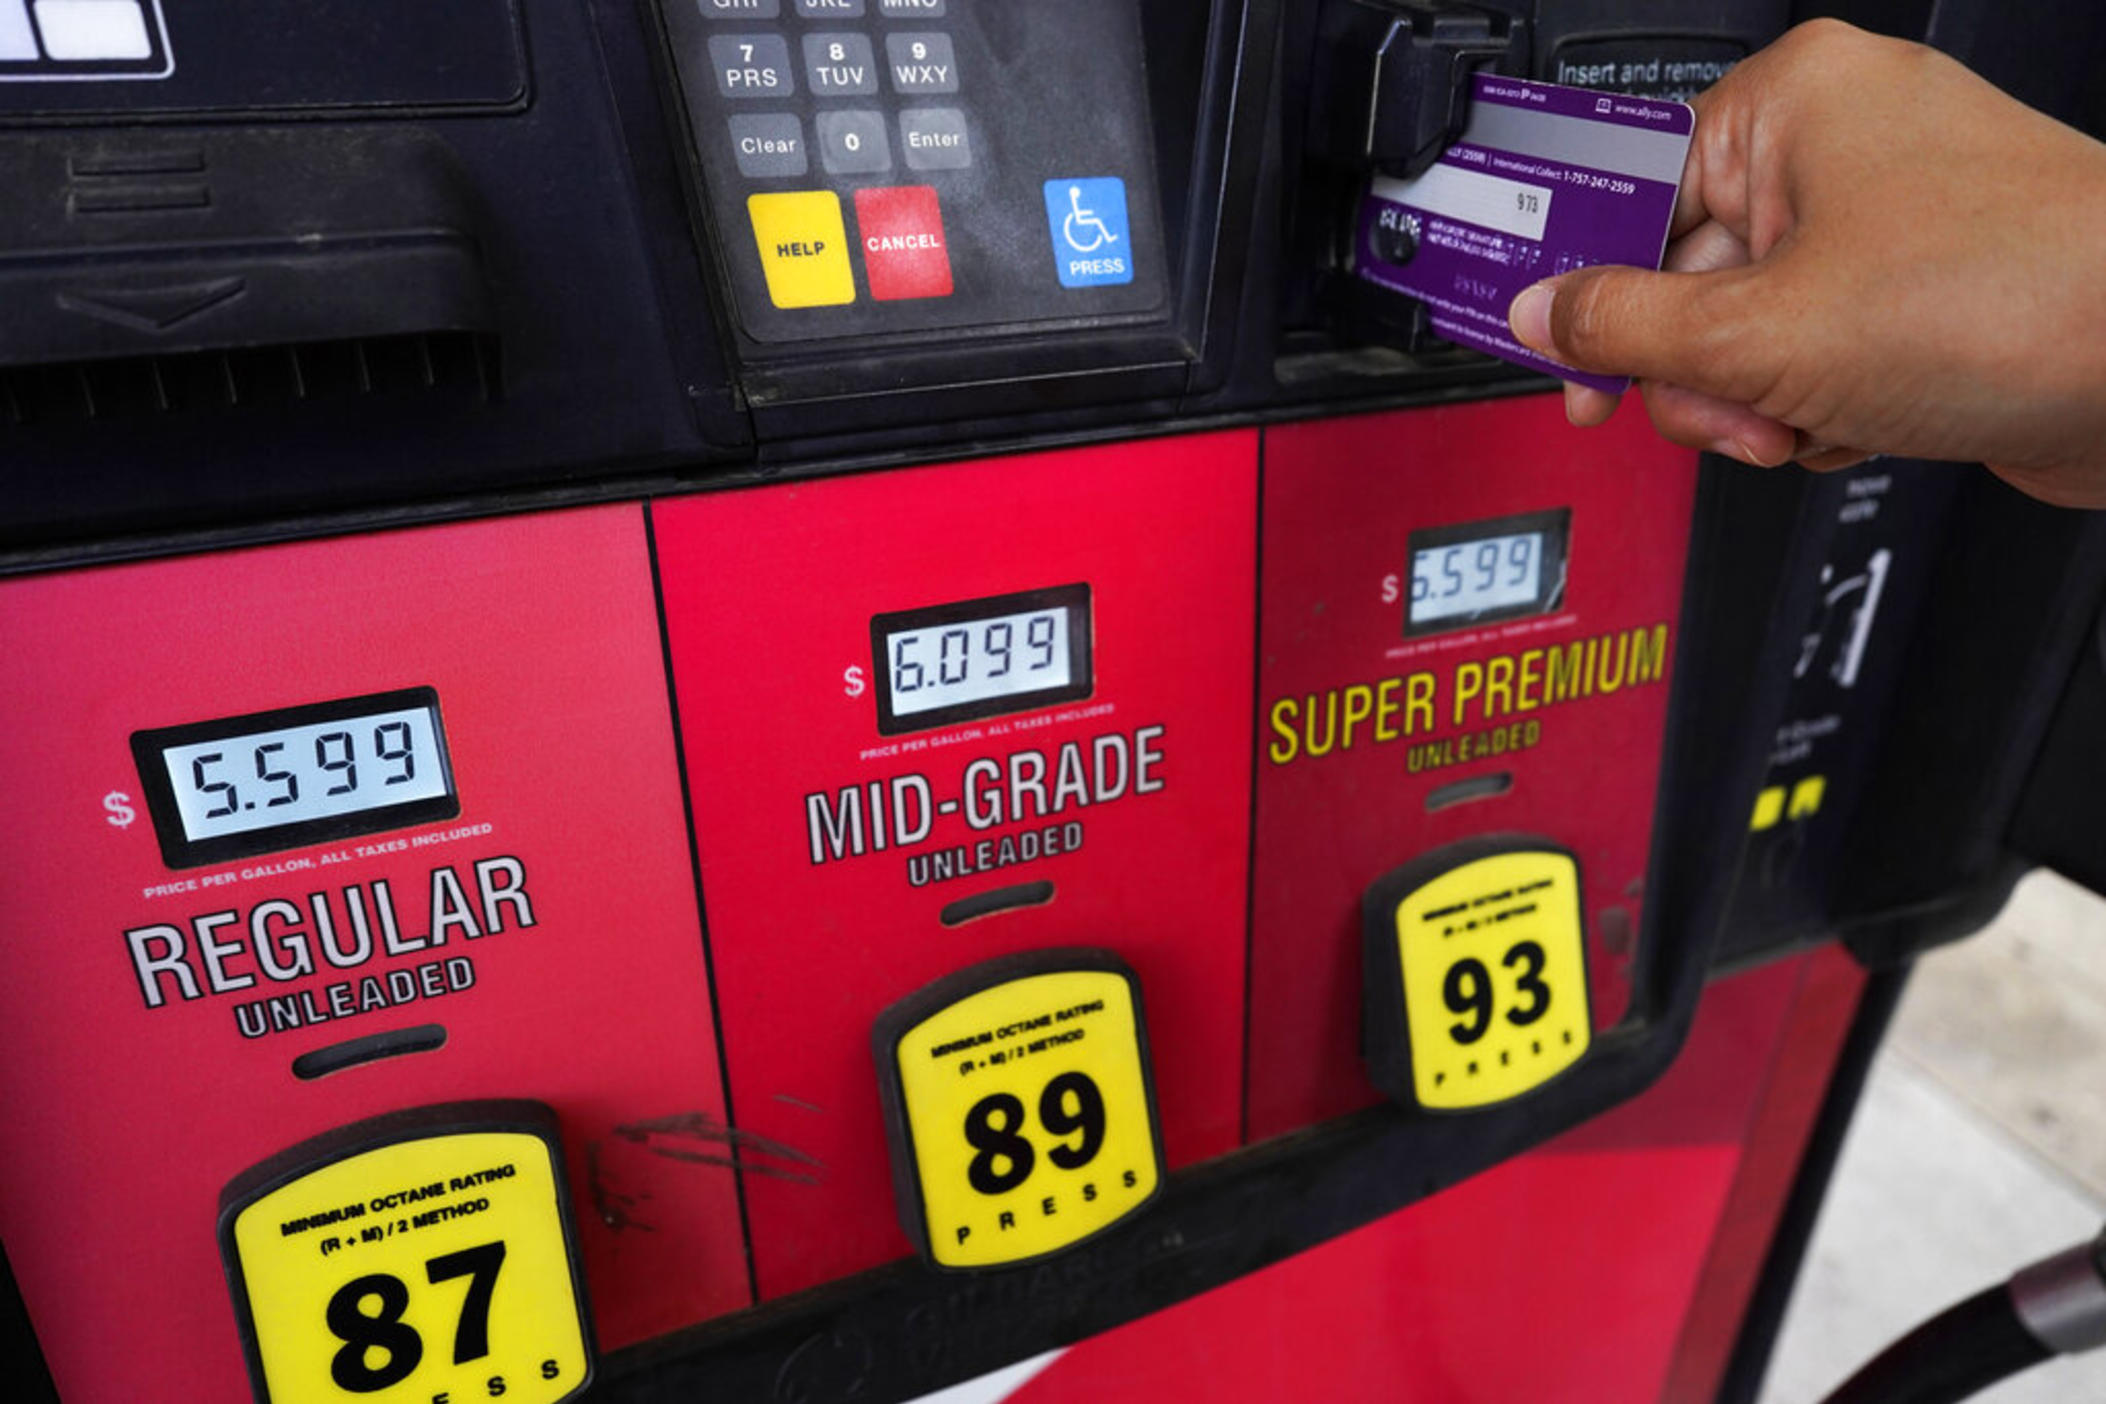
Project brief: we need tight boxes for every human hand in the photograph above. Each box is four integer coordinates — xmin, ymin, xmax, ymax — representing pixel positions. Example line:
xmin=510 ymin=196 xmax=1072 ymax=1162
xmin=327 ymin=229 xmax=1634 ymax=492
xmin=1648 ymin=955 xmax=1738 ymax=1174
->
xmin=1505 ymin=19 xmax=2106 ymax=507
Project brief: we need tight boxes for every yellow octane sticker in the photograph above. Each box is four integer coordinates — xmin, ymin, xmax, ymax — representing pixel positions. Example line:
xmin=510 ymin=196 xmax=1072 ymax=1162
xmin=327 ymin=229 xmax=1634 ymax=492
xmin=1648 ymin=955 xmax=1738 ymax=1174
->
xmin=1395 ymin=850 xmax=1592 ymax=1108
xmin=895 ymin=968 xmax=1161 ymax=1268
xmin=231 ymin=1131 xmax=589 ymax=1404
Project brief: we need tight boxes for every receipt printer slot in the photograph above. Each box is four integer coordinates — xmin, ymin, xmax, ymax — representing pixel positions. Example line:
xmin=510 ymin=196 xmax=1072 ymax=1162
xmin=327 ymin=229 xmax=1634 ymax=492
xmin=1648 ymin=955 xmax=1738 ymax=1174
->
xmin=0 ymin=129 xmax=493 ymax=415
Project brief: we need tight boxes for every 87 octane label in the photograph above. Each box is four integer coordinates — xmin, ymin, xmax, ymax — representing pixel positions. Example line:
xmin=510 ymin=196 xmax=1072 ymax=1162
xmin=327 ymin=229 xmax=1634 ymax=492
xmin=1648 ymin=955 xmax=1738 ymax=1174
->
xmin=223 ymin=1124 xmax=591 ymax=1404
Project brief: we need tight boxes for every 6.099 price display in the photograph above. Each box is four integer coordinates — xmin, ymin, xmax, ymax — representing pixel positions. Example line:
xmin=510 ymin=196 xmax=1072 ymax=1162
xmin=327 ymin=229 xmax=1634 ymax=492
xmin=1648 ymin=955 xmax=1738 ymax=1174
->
xmin=870 ymin=585 xmax=1094 ymax=736
xmin=875 ymin=953 xmax=1164 ymax=1270
xmin=220 ymin=1105 xmax=593 ymax=1404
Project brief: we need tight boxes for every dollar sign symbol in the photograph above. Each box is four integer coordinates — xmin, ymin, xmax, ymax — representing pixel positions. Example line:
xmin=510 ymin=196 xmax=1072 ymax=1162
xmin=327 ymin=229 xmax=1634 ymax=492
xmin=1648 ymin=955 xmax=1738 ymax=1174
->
xmin=843 ymin=666 xmax=867 ymax=699
xmin=104 ymin=791 xmax=136 ymax=828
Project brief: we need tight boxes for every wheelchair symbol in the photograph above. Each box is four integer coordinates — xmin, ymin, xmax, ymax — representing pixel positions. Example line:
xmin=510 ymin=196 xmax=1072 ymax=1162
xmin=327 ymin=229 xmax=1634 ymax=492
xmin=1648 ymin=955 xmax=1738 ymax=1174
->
xmin=1044 ymin=178 xmax=1133 ymax=287
xmin=1061 ymin=184 xmax=1120 ymax=254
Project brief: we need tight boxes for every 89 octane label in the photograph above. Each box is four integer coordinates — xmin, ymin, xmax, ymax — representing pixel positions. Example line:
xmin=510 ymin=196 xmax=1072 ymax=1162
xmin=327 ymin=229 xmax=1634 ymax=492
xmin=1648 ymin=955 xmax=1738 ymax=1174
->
xmin=223 ymin=1124 xmax=590 ymax=1404
xmin=879 ymin=957 xmax=1164 ymax=1269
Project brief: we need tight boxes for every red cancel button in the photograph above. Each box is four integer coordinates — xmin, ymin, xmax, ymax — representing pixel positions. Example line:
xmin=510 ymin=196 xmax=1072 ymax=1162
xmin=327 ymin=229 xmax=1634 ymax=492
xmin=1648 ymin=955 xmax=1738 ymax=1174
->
xmin=854 ymin=185 xmax=954 ymax=301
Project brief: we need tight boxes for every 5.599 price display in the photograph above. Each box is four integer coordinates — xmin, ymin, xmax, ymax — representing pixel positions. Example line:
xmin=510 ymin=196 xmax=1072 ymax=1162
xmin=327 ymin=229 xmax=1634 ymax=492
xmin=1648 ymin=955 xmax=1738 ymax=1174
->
xmin=220 ymin=1104 xmax=593 ymax=1404
xmin=875 ymin=952 xmax=1165 ymax=1270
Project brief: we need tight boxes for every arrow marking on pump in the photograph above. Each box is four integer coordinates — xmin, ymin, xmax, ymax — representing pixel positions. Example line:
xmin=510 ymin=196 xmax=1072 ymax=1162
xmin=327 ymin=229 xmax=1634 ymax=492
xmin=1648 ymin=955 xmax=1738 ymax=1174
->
xmin=56 ymin=276 xmax=248 ymax=333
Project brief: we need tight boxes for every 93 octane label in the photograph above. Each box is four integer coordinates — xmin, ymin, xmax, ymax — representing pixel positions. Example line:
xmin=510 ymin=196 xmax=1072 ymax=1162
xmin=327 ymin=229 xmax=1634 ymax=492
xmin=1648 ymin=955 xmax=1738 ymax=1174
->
xmin=226 ymin=1129 xmax=590 ymax=1404
xmin=882 ymin=960 xmax=1163 ymax=1269
xmin=1391 ymin=849 xmax=1592 ymax=1108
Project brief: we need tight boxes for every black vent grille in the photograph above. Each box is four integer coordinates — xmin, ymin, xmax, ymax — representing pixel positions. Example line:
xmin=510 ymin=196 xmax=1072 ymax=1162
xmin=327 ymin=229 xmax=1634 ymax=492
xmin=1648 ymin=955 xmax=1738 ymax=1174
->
xmin=1 ymin=333 xmax=499 ymax=427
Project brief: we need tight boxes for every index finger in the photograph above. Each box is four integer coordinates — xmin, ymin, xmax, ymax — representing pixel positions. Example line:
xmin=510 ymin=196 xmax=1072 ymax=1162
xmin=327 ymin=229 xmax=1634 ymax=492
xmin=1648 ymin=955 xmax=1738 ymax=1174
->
xmin=1669 ymin=83 xmax=1724 ymax=238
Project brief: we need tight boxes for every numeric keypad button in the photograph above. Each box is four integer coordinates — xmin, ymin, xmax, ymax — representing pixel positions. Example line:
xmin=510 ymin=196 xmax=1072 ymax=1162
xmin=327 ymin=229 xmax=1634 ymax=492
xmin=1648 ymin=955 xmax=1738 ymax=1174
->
xmin=803 ymin=32 xmax=878 ymax=96
xmin=707 ymin=33 xmax=795 ymax=98
xmin=885 ymin=32 xmax=957 ymax=94
xmin=816 ymin=109 xmax=892 ymax=174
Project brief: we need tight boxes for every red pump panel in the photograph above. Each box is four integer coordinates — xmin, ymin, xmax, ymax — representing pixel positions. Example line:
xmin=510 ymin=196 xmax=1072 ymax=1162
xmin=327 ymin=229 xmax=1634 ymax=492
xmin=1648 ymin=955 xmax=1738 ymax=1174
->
xmin=924 ymin=951 xmax=1863 ymax=1403
xmin=656 ymin=431 xmax=1258 ymax=1300
xmin=0 ymin=507 xmax=747 ymax=1403
xmin=1248 ymin=398 xmax=1697 ymax=1139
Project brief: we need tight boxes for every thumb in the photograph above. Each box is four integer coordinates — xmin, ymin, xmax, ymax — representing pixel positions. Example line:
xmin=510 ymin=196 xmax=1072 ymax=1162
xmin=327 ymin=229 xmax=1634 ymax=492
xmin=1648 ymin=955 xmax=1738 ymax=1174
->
xmin=1509 ymin=264 xmax=1773 ymax=400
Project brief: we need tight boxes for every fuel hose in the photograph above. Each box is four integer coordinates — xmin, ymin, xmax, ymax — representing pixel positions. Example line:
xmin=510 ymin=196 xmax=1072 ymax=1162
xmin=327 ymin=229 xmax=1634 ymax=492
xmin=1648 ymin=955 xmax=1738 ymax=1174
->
xmin=1822 ymin=1232 xmax=2106 ymax=1404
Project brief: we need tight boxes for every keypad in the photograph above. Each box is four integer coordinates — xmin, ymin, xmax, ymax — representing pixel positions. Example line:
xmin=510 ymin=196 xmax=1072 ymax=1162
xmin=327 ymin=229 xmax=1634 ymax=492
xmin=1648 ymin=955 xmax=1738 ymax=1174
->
xmin=680 ymin=0 xmax=970 ymax=309
xmin=661 ymin=0 xmax=1165 ymax=341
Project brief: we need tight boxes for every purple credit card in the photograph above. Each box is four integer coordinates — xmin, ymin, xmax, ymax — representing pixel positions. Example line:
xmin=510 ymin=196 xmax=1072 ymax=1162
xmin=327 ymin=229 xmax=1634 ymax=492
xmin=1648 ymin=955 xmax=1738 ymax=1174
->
xmin=1354 ymin=74 xmax=1694 ymax=394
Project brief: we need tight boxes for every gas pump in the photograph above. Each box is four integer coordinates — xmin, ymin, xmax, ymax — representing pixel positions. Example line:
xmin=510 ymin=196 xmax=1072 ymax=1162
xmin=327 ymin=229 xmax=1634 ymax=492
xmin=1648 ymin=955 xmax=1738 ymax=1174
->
xmin=4 ymin=4 xmax=2105 ymax=1403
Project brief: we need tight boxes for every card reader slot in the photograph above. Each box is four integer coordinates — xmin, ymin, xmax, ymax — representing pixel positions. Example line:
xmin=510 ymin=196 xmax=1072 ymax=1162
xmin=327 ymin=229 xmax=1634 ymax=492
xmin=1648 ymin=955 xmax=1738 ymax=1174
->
xmin=1291 ymin=1 xmax=1528 ymax=364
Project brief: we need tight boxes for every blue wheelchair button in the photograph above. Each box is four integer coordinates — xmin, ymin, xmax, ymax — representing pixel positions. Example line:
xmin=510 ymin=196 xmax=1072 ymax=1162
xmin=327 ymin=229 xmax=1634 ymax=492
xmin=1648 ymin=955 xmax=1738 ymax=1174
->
xmin=1044 ymin=178 xmax=1134 ymax=288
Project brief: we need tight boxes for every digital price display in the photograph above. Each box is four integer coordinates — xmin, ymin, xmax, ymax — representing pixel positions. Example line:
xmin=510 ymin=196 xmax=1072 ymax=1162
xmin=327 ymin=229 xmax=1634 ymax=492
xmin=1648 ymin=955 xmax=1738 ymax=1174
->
xmin=871 ymin=584 xmax=1093 ymax=735
xmin=1362 ymin=838 xmax=1593 ymax=1111
xmin=131 ymin=687 xmax=459 ymax=869
xmin=874 ymin=950 xmax=1165 ymax=1270
xmin=1406 ymin=508 xmax=1570 ymax=635
xmin=220 ymin=1102 xmax=593 ymax=1404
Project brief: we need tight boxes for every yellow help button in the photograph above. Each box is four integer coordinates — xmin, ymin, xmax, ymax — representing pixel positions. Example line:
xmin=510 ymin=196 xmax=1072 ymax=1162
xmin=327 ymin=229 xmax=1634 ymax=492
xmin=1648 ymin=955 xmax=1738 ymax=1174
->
xmin=748 ymin=191 xmax=856 ymax=309
xmin=874 ymin=951 xmax=1165 ymax=1270
xmin=1363 ymin=839 xmax=1594 ymax=1111
xmin=219 ymin=1102 xmax=592 ymax=1404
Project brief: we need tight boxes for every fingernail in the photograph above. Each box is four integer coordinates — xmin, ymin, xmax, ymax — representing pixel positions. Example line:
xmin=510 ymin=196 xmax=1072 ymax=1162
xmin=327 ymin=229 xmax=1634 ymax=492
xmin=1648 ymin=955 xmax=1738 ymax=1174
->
xmin=1510 ymin=282 xmax=1554 ymax=351
xmin=1709 ymin=438 xmax=1758 ymax=465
